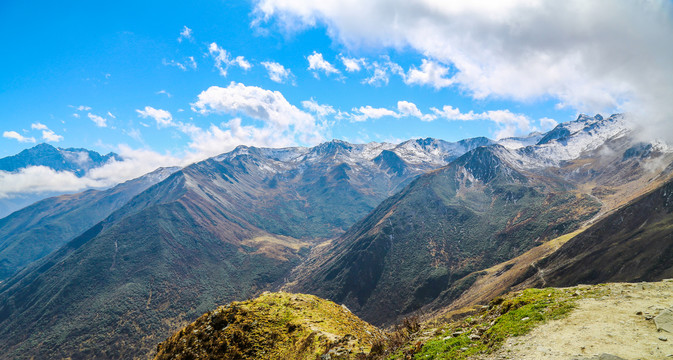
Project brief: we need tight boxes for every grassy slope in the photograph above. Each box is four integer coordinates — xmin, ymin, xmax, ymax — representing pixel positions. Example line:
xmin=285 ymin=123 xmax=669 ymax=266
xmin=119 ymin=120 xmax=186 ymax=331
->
xmin=155 ymin=292 xmax=384 ymax=360
xmin=388 ymin=286 xmax=608 ymax=360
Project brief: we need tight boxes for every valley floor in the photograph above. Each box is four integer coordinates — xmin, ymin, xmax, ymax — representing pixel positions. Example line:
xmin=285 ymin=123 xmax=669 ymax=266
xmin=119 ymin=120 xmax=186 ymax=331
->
xmin=478 ymin=280 xmax=673 ymax=360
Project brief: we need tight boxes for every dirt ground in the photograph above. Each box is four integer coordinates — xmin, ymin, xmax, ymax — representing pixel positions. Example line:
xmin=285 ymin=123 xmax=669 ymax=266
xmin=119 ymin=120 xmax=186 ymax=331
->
xmin=479 ymin=280 xmax=673 ymax=360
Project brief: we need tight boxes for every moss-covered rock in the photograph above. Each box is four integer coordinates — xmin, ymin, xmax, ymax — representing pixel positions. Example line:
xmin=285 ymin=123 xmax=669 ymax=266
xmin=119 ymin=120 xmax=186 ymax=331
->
xmin=154 ymin=292 xmax=384 ymax=360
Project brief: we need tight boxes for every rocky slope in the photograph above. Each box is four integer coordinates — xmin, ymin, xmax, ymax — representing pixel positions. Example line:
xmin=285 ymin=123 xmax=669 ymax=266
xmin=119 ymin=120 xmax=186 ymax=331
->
xmin=2 ymin=114 xmax=672 ymax=359
xmin=284 ymin=144 xmax=602 ymax=326
xmin=284 ymin=114 xmax=673 ymax=326
xmin=0 ymin=137 xmax=483 ymax=359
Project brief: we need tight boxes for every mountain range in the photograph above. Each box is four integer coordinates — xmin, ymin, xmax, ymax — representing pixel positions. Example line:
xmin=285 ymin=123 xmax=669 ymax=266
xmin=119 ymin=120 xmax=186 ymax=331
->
xmin=0 ymin=144 xmax=121 ymax=218
xmin=0 ymin=114 xmax=672 ymax=359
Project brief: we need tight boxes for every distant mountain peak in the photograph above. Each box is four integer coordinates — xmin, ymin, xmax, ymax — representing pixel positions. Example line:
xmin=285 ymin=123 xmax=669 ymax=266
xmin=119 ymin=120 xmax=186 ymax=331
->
xmin=0 ymin=143 xmax=120 ymax=176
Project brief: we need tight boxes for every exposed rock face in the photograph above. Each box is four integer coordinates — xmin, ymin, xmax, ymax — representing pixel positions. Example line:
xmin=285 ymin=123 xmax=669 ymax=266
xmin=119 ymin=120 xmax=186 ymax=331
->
xmin=655 ymin=309 xmax=673 ymax=333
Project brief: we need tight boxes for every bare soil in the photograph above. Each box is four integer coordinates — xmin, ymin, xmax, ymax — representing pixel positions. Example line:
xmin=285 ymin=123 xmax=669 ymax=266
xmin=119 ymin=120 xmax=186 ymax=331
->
xmin=480 ymin=280 xmax=673 ymax=360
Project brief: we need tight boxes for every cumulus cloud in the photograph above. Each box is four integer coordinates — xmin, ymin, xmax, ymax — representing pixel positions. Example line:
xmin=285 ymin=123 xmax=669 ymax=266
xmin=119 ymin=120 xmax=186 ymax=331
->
xmin=0 ymin=166 xmax=97 ymax=198
xmin=540 ymin=117 xmax=558 ymax=131
xmin=184 ymin=119 xmax=291 ymax=160
xmin=209 ymin=42 xmax=251 ymax=77
xmin=255 ymin=0 xmax=673 ymax=141
xmin=403 ymin=59 xmax=454 ymax=89
xmin=136 ymin=106 xmax=174 ymax=128
xmin=397 ymin=101 xmax=436 ymax=121
xmin=0 ymin=145 xmax=184 ymax=199
xmin=3 ymin=131 xmax=36 ymax=143
xmin=191 ymin=82 xmax=326 ymax=147
xmin=178 ymin=26 xmax=193 ymax=42
xmin=350 ymin=105 xmax=399 ymax=122
xmin=307 ymin=51 xmax=339 ymax=77
xmin=31 ymin=123 xmax=48 ymax=131
xmin=41 ymin=129 xmax=63 ymax=142
xmin=261 ymin=61 xmax=293 ymax=83
xmin=432 ymin=105 xmax=533 ymax=139
xmin=87 ymin=113 xmax=107 ymax=127
xmin=157 ymin=90 xmax=172 ymax=97
xmin=340 ymin=55 xmax=366 ymax=72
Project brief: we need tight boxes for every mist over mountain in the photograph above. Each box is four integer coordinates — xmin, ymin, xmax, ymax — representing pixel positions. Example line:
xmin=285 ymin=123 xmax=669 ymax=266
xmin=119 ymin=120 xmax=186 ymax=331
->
xmin=0 ymin=144 xmax=122 ymax=217
xmin=0 ymin=143 xmax=120 ymax=175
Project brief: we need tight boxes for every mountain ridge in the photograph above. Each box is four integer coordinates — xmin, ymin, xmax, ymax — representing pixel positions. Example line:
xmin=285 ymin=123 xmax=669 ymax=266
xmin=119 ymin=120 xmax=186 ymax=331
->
xmin=1 ymin=113 xmax=672 ymax=359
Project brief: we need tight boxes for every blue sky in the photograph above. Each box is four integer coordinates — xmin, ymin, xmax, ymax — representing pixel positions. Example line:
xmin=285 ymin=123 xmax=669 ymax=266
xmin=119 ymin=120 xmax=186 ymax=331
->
xmin=0 ymin=0 xmax=581 ymax=160
xmin=1 ymin=0 xmax=672 ymax=192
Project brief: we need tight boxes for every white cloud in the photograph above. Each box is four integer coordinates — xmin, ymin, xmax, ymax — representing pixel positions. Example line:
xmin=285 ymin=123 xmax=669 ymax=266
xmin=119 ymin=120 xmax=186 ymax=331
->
xmin=31 ymin=123 xmax=48 ymax=130
xmin=209 ymin=42 xmax=251 ymax=77
xmin=87 ymin=113 xmax=107 ymax=127
xmin=186 ymin=56 xmax=197 ymax=69
xmin=73 ymin=105 xmax=91 ymax=112
xmin=184 ymin=119 xmax=287 ymax=160
xmin=431 ymin=105 xmax=479 ymax=121
xmin=432 ymin=105 xmax=533 ymax=139
xmin=30 ymin=122 xmax=63 ymax=142
xmin=261 ymin=61 xmax=292 ymax=83
xmin=3 ymin=131 xmax=36 ymax=143
xmin=107 ymin=111 xmax=116 ymax=119
xmin=72 ymin=113 xmax=80 ymax=118
xmin=340 ymin=55 xmax=366 ymax=72
xmin=540 ymin=117 xmax=558 ymax=131
xmin=157 ymin=90 xmax=172 ymax=97
xmin=350 ymin=105 xmax=399 ymax=122
xmin=362 ymin=59 xmax=403 ymax=86
xmin=307 ymin=51 xmax=339 ymax=77
xmin=302 ymin=98 xmax=335 ymax=117
xmin=163 ymin=57 xmax=197 ymax=71
xmin=0 ymin=166 xmax=97 ymax=198
xmin=233 ymin=56 xmax=252 ymax=71
xmin=255 ymin=0 xmax=673 ymax=141
xmin=397 ymin=101 xmax=436 ymax=121
xmin=136 ymin=106 xmax=173 ymax=128
xmin=41 ymin=129 xmax=63 ymax=142
xmin=0 ymin=145 xmax=185 ymax=199
xmin=404 ymin=59 xmax=454 ymax=89
xmin=191 ymin=82 xmax=326 ymax=146
xmin=178 ymin=26 xmax=193 ymax=42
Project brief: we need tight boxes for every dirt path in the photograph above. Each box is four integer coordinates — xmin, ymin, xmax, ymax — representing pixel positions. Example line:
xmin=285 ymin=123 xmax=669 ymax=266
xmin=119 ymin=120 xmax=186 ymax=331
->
xmin=480 ymin=280 xmax=673 ymax=360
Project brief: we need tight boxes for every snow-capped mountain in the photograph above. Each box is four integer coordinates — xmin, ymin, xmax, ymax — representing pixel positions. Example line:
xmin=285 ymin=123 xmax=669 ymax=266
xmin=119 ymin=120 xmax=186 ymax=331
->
xmin=0 ymin=143 xmax=120 ymax=176
xmin=0 ymin=144 xmax=123 ymax=217
xmin=495 ymin=114 xmax=646 ymax=169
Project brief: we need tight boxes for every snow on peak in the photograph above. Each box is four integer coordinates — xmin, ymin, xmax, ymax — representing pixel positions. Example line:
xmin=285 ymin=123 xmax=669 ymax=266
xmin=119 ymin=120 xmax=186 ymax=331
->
xmin=504 ymin=113 xmax=630 ymax=169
